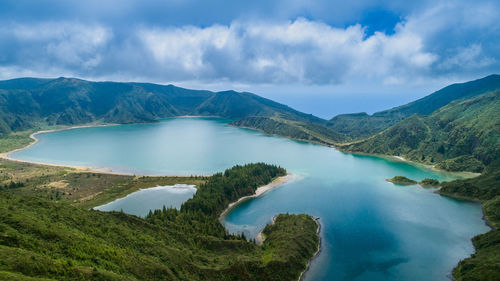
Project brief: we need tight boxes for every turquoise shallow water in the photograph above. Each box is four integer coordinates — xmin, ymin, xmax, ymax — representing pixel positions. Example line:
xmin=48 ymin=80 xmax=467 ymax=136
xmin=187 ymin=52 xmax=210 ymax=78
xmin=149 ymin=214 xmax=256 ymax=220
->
xmin=94 ymin=184 xmax=196 ymax=217
xmin=10 ymin=117 xmax=489 ymax=281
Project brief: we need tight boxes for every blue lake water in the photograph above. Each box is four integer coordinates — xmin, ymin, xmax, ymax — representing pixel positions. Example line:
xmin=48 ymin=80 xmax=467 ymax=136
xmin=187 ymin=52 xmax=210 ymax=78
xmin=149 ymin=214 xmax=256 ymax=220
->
xmin=94 ymin=184 xmax=196 ymax=217
xmin=10 ymin=117 xmax=489 ymax=281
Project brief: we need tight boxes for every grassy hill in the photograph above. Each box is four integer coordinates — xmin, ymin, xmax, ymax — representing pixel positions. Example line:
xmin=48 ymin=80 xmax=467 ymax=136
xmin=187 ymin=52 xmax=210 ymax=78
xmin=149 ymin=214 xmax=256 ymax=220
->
xmin=327 ymin=74 xmax=500 ymax=138
xmin=231 ymin=116 xmax=349 ymax=145
xmin=0 ymin=77 xmax=325 ymax=136
xmin=192 ymin=90 xmax=323 ymax=123
xmin=342 ymin=91 xmax=500 ymax=172
xmin=0 ymin=163 xmax=320 ymax=280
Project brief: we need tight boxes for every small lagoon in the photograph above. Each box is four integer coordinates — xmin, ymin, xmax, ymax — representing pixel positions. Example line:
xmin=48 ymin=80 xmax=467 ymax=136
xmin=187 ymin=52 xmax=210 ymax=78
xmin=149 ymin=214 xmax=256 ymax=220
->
xmin=94 ymin=184 xmax=196 ymax=217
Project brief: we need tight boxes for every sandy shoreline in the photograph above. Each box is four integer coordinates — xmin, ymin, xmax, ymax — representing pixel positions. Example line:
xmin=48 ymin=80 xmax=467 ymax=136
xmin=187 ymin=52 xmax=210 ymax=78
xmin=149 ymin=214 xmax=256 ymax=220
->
xmin=0 ymin=124 xmax=214 ymax=177
xmin=219 ymin=173 xmax=296 ymax=221
xmin=1 ymin=121 xmax=478 ymax=180
xmin=0 ymin=124 xmax=134 ymax=175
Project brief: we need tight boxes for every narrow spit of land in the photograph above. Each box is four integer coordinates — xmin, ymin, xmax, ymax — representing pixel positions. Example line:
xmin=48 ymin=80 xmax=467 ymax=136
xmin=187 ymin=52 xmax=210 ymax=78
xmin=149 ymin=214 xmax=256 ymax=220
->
xmin=219 ymin=173 xmax=296 ymax=220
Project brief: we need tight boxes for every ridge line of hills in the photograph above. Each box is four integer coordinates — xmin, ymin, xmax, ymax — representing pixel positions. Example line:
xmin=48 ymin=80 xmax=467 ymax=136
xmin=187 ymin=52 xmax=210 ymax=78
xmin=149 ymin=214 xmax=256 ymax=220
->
xmin=327 ymin=74 xmax=500 ymax=138
xmin=1 ymin=74 xmax=499 ymax=173
xmin=0 ymin=76 xmax=324 ymax=136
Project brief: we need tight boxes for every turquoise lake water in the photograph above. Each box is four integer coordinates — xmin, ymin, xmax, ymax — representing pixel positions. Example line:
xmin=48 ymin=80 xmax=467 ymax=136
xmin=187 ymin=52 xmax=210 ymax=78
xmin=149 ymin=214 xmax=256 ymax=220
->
xmin=94 ymin=184 xmax=197 ymax=217
xmin=10 ymin=117 xmax=489 ymax=281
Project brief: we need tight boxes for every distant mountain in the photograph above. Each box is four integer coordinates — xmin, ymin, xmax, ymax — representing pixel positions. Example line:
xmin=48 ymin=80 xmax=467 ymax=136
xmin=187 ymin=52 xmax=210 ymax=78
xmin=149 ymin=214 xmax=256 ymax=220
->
xmin=0 ymin=77 xmax=325 ymax=135
xmin=191 ymin=90 xmax=323 ymax=123
xmin=327 ymin=74 xmax=500 ymax=138
xmin=342 ymin=90 xmax=500 ymax=172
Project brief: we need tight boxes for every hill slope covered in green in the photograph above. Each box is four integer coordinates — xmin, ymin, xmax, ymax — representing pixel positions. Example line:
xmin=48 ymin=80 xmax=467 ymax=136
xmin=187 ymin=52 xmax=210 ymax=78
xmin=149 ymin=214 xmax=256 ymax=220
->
xmin=0 ymin=163 xmax=320 ymax=281
xmin=342 ymin=91 xmax=500 ymax=172
xmin=327 ymin=74 xmax=500 ymax=138
xmin=231 ymin=116 xmax=349 ymax=145
xmin=0 ymin=77 xmax=324 ymax=136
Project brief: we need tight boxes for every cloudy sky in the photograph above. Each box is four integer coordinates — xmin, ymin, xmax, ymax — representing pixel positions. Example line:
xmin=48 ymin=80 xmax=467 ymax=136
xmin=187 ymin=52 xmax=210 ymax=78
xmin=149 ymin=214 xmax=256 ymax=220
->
xmin=0 ymin=0 xmax=499 ymax=118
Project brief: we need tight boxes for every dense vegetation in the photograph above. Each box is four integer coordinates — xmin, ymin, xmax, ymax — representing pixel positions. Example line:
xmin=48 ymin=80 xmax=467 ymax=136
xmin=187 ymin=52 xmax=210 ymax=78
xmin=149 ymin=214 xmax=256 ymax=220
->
xmin=0 ymin=77 xmax=323 ymax=136
xmin=231 ymin=116 xmax=348 ymax=145
xmin=436 ymin=156 xmax=485 ymax=173
xmin=260 ymin=214 xmax=319 ymax=267
xmin=419 ymin=178 xmax=440 ymax=187
xmin=342 ymin=91 xmax=500 ymax=172
xmin=386 ymin=176 xmax=441 ymax=187
xmin=234 ymin=75 xmax=500 ymax=164
xmin=326 ymin=74 xmax=500 ymax=139
xmin=326 ymin=112 xmax=394 ymax=139
xmin=386 ymin=176 xmax=417 ymax=185
xmin=0 ymin=163 xmax=319 ymax=280
xmin=180 ymin=163 xmax=285 ymax=217
xmin=439 ymin=160 xmax=500 ymax=202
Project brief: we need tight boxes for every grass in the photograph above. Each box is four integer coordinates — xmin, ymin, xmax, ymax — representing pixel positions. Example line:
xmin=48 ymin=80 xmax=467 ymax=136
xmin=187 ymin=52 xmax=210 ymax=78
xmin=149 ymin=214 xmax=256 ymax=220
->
xmin=0 ymin=164 xmax=320 ymax=280
xmin=0 ymin=130 xmax=34 ymax=153
xmin=0 ymin=126 xmax=208 ymax=208
xmin=0 ymin=132 xmax=320 ymax=280
xmin=0 ymin=158 xmax=206 ymax=209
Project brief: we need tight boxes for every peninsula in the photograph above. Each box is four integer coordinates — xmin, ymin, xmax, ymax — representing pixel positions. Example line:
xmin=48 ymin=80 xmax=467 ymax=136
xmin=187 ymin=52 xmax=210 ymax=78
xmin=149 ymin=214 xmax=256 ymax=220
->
xmin=0 ymin=162 xmax=320 ymax=280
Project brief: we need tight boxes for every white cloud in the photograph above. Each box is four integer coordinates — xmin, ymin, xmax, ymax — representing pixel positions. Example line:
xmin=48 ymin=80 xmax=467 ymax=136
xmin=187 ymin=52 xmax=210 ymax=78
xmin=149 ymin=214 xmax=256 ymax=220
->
xmin=439 ymin=44 xmax=496 ymax=70
xmin=139 ymin=24 xmax=236 ymax=73
xmin=0 ymin=0 xmax=498 ymax=87
xmin=1 ymin=22 xmax=111 ymax=69
xmin=136 ymin=18 xmax=438 ymax=84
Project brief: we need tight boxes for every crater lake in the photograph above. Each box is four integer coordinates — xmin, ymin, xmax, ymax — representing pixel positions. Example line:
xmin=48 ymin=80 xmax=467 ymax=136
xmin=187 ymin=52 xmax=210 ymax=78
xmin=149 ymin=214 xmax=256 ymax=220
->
xmin=9 ymin=117 xmax=489 ymax=281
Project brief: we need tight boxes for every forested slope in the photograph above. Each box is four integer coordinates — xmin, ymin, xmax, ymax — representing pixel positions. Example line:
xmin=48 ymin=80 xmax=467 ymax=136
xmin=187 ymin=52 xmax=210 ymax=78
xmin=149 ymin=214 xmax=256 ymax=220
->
xmin=231 ymin=116 xmax=349 ymax=145
xmin=0 ymin=77 xmax=325 ymax=135
xmin=0 ymin=163 xmax=320 ymax=281
xmin=342 ymin=91 xmax=500 ymax=172
xmin=327 ymin=74 xmax=500 ymax=138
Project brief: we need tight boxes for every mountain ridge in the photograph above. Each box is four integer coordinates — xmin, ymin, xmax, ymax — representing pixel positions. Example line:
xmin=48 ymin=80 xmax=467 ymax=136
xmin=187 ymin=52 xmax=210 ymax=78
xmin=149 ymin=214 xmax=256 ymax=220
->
xmin=341 ymin=90 xmax=500 ymax=172
xmin=327 ymin=74 xmax=500 ymax=138
xmin=0 ymin=77 xmax=326 ymax=136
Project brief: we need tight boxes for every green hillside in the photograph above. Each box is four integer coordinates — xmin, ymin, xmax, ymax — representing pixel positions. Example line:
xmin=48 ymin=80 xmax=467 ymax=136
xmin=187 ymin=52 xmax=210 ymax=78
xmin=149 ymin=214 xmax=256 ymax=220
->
xmin=336 ymin=76 xmax=500 ymax=280
xmin=439 ymin=160 xmax=500 ymax=204
xmin=0 ymin=163 xmax=320 ymax=281
xmin=192 ymin=91 xmax=323 ymax=123
xmin=327 ymin=74 xmax=500 ymax=138
xmin=231 ymin=116 xmax=349 ymax=145
xmin=0 ymin=77 xmax=325 ymax=136
xmin=342 ymin=91 xmax=500 ymax=172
